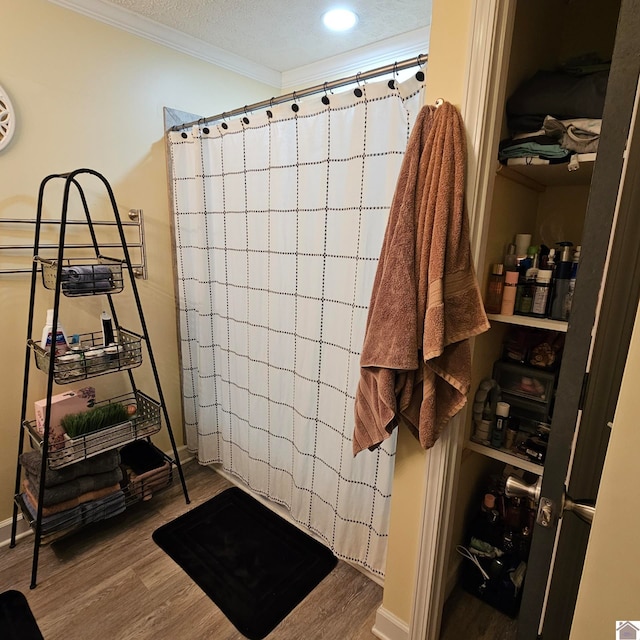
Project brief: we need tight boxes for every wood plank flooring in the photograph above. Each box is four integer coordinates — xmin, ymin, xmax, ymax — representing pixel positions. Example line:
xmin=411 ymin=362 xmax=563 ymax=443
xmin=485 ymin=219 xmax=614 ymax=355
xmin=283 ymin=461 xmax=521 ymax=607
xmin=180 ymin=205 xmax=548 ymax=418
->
xmin=439 ymin=584 xmax=519 ymax=640
xmin=0 ymin=461 xmax=382 ymax=640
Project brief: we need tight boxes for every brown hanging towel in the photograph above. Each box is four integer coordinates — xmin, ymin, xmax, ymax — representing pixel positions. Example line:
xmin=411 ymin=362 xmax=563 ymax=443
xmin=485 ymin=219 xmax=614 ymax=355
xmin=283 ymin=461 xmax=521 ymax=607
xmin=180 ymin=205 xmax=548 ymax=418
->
xmin=353 ymin=102 xmax=489 ymax=455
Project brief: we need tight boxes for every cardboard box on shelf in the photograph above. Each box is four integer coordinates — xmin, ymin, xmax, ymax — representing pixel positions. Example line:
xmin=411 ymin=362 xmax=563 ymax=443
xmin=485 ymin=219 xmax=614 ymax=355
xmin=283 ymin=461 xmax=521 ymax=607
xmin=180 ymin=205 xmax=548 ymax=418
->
xmin=34 ymin=387 xmax=96 ymax=451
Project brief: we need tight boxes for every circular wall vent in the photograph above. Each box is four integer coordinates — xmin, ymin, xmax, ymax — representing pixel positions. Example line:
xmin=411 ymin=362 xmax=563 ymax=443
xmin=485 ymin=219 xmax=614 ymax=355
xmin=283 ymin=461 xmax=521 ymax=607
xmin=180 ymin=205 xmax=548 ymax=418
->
xmin=0 ymin=84 xmax=16 ymax=151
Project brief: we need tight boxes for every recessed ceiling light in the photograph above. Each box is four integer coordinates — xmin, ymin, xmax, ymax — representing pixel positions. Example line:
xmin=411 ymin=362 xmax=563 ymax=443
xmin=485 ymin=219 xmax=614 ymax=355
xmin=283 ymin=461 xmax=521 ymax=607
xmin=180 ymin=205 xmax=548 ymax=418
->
xmin=322 ymin=8 xmax=358 ymax=32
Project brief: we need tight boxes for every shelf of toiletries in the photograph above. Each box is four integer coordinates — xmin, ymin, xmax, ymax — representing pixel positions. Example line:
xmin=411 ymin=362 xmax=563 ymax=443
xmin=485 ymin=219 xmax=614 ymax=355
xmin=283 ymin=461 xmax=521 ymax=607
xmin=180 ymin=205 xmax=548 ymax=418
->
xmin=29 ymin=328 xmax=142 ymax=384
xmin=466 ymin=440 xmax=543 ymax=475
xmin=23 ymin=390 xmax=161 ymax=469
xmin=37 ymin=256 xmax=125 ymax=297
xmin=484 ymin=234 xmax=581 ymax=326
xmin=496 ymin=153 xmax=596 ymax=190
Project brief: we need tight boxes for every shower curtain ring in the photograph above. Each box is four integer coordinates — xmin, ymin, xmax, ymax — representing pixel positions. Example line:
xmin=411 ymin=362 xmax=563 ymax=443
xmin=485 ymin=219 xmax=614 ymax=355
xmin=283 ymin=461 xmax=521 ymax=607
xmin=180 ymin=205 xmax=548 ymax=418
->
xmin=322 ymin=82 xmax=331 ymax=105
xmin=221 ymin=112 xmax=229 ymax=130
xmin=354 ymin=72 xmax=364 ymax=98
xmin=291 ymin=91 xmax=299 ymax=113
xmin=415 ymin=55 xmax=426 ymax=82
xmin=242 ymin=106 xmax=250 ymax=125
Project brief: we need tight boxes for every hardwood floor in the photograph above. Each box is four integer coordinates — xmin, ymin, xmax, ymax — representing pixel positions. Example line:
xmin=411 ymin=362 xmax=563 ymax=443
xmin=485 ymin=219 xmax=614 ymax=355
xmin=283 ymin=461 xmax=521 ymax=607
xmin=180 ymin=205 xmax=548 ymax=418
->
xmin=0 ymin=461 xmax=382 ymax=640
xmin=439 ymin=584 xmax=519 ymax=640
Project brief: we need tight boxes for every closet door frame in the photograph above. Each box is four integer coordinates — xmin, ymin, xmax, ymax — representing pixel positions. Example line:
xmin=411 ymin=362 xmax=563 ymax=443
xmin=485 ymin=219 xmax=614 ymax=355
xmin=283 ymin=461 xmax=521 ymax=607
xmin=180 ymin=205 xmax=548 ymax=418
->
xmin=408 ymin=1 xmax=518 ymax=639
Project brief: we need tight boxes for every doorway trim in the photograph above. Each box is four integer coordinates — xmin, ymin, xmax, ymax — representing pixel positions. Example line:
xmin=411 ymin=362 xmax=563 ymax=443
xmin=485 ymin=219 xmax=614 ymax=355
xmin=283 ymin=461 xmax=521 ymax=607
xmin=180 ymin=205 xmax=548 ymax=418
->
xmin=408 ymin=2 xmax=517 ymax=639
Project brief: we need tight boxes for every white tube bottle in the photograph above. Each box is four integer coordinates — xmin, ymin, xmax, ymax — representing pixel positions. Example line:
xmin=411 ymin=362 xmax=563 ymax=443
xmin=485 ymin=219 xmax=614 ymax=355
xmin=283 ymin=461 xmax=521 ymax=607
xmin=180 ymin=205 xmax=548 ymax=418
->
xmin=41 ymin=308 xmax=70 ymax=356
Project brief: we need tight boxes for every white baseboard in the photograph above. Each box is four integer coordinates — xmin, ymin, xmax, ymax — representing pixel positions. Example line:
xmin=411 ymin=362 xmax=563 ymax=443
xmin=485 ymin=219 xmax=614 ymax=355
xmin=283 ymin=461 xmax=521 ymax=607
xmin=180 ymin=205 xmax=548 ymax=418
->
xmin=372 ymin=606 xmax=410 ymax=640
xmin=0 ymin=513 xmax=31 ymax=548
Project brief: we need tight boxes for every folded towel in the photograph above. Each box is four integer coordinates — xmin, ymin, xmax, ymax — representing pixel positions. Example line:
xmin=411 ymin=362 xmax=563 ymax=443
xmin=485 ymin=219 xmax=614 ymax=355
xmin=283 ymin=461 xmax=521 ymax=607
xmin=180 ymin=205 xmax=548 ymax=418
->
xmin=353 ymin=103 xmax=489 ymax=454
xmin=22 ymin=489 xmax=126 ymax=535
xmin=20 ymin=449 xmax=120 ymax=488
xmin=26 ymin=466 xmax=123 ymax=507
xmin=23 ymin=478 xmax=121 ymax=517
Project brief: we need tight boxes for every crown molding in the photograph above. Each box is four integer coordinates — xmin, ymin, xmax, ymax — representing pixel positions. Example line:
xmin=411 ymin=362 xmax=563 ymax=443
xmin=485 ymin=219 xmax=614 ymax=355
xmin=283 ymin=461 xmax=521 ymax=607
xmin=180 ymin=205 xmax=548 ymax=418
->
xmin=281 ymin=27 xmax=430 ymax=91
xmin=48 ymin=1 xmax=429 ymax=92
xmin=47 ymin=0 xmax=282 ymax=87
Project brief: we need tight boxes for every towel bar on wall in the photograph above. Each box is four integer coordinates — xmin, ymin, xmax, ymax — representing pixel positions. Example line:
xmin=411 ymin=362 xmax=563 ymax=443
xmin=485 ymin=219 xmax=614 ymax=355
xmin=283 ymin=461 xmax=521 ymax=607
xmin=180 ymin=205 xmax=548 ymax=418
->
xmin=0 ymin=209 xmax=147 ymax=278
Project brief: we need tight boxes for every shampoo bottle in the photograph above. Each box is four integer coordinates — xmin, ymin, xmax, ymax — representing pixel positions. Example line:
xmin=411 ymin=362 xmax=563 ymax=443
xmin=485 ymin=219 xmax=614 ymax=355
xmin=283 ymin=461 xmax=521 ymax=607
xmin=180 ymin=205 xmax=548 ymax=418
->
xmin=41 ymin=309 xmax=69 ymax=356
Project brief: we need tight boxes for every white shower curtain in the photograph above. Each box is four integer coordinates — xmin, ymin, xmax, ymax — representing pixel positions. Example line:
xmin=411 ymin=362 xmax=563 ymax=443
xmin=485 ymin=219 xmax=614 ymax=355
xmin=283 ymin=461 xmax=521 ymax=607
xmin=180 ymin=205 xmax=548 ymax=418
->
xmin=168 ymin=74 xmax=424 ymax=577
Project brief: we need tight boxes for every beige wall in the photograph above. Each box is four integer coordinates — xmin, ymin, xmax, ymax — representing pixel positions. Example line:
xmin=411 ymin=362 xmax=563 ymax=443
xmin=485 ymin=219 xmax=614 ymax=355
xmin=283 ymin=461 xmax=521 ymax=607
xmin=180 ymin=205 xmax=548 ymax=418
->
xmin=380 ymin=0 xmax=474 ymax=623
xmin=570 ymin=300 xmax=640 ymax=638
xmin=0 ymin=0 xmax=277 ymax=523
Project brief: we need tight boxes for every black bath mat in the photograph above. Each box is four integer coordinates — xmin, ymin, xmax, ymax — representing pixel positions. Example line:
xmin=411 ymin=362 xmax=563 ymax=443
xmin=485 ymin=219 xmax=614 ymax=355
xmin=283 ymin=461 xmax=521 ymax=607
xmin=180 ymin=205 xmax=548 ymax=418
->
xmin=152 ymin=487 xmax=337 ymax=639
xmin=0 ymin=590 xmax=44 ymax=640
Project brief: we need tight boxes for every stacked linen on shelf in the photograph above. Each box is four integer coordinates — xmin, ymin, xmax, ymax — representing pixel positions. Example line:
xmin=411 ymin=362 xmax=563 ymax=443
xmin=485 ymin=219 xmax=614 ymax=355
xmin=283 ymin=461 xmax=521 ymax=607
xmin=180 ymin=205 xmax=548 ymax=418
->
xmin=499 ymin=59 xmax=608 ymax=166
xmin=20 ymin=449 xmax=125 ymax=541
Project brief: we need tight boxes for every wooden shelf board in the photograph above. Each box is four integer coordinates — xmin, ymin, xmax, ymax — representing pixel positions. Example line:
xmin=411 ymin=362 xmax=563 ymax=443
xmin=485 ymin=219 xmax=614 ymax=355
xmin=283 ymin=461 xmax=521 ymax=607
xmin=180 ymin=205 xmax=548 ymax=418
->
xmin=466 ymin=440 xmax=544 ymax=475
xmin=487 ymin=313 xmax=569 ymax=333
xmin=496 ymin=154 xmax=596 ymax=189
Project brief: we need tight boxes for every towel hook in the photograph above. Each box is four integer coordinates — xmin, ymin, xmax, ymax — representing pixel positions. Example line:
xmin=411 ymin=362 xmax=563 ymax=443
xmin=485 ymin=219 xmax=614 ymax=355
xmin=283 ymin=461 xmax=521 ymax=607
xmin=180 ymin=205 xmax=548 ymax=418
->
xmin=435 ymin=98 xmax=444 ymax=108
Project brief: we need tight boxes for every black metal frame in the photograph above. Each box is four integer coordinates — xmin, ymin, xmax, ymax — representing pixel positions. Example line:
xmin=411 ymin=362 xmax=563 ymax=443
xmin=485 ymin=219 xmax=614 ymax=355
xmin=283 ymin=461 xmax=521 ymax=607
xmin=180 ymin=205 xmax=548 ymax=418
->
xmin=9 ymin=168 xmax=190 ymax=588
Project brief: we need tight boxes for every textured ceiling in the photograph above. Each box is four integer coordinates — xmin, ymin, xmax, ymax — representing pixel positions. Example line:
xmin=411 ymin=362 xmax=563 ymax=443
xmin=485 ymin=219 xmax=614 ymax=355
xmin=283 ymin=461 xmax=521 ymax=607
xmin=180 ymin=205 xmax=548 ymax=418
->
xmin=99 ymin=0 xmax=431 ymax=73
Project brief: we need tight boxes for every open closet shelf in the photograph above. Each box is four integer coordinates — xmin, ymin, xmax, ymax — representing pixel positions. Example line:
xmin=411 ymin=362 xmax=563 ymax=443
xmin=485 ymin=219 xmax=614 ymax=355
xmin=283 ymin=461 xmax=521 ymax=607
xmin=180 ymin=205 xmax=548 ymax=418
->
xmin=496 ymin=153 xmax=596 ymax=190
xmin=487 ymin=313 xmax=568 ymax=333
xmin=466 ymin=440 xmax=544 ymax=475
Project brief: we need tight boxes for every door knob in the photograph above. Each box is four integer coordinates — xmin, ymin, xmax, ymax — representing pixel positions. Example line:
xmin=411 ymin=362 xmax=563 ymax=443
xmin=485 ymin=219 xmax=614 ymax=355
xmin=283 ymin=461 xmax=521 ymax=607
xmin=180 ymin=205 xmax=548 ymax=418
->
xmin=504 ymin=474 xmax=595 ymax=526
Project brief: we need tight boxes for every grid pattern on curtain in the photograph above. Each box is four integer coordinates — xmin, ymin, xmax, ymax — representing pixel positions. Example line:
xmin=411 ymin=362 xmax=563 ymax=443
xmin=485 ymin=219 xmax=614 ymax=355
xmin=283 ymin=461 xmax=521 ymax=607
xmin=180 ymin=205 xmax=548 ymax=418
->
xmin=168 ymin=75 xmax=425 ymax=577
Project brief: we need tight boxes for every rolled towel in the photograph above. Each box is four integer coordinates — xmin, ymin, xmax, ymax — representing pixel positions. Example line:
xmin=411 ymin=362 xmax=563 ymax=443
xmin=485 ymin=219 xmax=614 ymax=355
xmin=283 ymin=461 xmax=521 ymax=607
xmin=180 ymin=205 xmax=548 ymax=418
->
xmin=62 ymin=264 xmax=112 ymax=283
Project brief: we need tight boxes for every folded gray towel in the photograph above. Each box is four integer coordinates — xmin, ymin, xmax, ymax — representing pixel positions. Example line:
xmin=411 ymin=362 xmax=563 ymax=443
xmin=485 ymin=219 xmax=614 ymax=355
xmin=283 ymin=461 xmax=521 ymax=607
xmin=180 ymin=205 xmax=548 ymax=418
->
xmin=26 ymin=466 xmax=123 ymax=507
xmin=20 ymin=449 xmax=120 ymax=488
xmin=22 ymin=489 xmax=125 ymax=534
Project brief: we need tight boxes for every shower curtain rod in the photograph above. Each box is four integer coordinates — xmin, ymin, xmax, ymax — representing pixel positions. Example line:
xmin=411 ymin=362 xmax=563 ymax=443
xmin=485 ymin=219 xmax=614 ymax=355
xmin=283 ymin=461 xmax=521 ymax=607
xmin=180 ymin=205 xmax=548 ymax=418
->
xmin=172 ymin=52 xmax=428 ymax=131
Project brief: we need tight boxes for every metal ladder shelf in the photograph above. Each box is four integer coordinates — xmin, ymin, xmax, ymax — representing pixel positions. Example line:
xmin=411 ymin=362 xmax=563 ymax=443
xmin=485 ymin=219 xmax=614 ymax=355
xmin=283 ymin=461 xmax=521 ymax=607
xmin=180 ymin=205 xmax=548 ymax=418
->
xmin=9 ymin=168 xmax=190 ymax=588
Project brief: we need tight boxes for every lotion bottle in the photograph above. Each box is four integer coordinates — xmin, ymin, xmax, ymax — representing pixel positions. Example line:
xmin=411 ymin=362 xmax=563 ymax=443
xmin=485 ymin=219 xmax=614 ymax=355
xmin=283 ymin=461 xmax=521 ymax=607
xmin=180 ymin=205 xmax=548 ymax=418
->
xmin=41 ymin=309 xmax=69 ymax=356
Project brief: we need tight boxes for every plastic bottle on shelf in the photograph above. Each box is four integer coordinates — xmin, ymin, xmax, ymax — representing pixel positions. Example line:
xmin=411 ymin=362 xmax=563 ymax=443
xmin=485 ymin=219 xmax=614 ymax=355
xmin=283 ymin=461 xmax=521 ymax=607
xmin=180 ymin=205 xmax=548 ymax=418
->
xmin=550 ymin=242 xmax=573 ymax=320
xmin=531 ymin=269 xmax=553 ymax=317
xmin=41 ymin=309 xmax=69 ymax=356
xmin=504 ymin=243 xmax=518 ymax=271
xmin=564 ymin=245 xmax=581 ymax=319
xmin=484 ymin=263 xmax=505 ymax=314
xmin=491 ymin=401 xmax=510 ymax=448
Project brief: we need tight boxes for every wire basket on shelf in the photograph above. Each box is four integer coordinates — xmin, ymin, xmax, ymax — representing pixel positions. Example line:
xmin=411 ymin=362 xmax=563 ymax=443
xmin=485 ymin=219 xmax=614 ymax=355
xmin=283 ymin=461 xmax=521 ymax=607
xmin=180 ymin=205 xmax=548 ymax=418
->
xmin=29 ymin=328 xmax=142 ymax=384
xmin=37 ymin=256 xmax=125 ymax=297
xmin=23 ymin=390 xmax=161 ymax=469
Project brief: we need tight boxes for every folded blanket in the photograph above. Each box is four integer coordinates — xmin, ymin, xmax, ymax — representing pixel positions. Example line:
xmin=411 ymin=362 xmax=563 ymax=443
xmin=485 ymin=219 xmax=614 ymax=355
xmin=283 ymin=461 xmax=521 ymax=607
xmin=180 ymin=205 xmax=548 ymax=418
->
xmin=26 ymin=466 xmax=123 ymax=507
xmin=20 ymin=449 xmax=120 ymax=488
xmin=22 ymin=489 xmax=126 ymax=535
xmin=23 ymin=478 xmax=121 ymax=517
